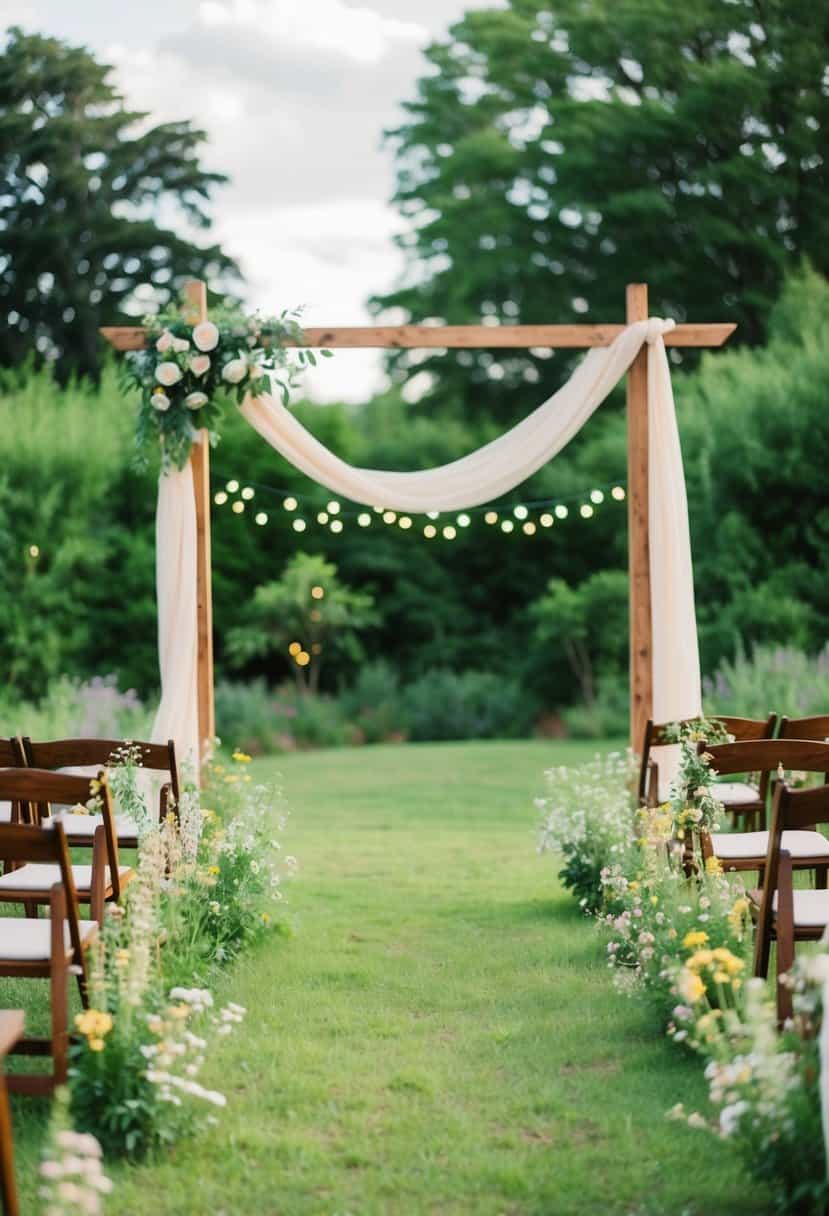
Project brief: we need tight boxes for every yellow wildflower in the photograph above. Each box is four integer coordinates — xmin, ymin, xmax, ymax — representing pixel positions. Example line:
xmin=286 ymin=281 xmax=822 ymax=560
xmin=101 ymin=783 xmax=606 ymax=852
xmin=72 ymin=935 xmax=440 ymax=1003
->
xmin=232 ymin=751 xmax=252 ymax=764
xmin=683 ymin=930 xmax=709 ymax=950
xmin=687 ymin=949 xmax=714 ymax=971
xmin=704 ymin=856 xmax=723 ymax=876
xmin=628 ymin=881 xmax=640 ymax=893
xmin=677 ymin=969 xmax=705 ymax=1003
xmin=224 ymin=775 xmax=239 ymax=784
xmin=650 ymin=896 xmax=659 ymax=906
xmin=88 ymin=1038 xmax=106 ymax=1053
xmin=207 ymin=865 xmax=220 ymax=876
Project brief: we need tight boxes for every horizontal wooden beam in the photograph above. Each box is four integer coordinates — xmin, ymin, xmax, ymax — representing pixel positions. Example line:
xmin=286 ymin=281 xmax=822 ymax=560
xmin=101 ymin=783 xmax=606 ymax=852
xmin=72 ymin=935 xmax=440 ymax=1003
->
xmin=100 ymin=321 xmax=736 ymax=352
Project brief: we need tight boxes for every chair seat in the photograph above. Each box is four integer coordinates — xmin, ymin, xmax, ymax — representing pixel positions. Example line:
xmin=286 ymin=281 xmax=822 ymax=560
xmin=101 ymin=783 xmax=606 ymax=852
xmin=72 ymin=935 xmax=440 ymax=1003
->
xmin=772 ymin=888 xmax=829 ymax=930
xmin=716 ymin=782 xmax=760 ymax=806
xmin=0 ymin=864 xmax=131 ymax=895
xmin=712 ymin=829 xmax=829 ymax=861
xmin=0 ymin=803 xmax=10 ymax=824
xmin=51 ymin=812 xmax=140 ymax=844
xmin=0 ymin=917 xmax=97 ymax=962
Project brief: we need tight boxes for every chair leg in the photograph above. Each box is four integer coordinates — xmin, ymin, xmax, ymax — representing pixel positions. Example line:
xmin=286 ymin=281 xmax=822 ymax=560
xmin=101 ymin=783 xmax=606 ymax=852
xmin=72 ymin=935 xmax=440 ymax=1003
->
xmin=816 ymin=865 xmax=828 ymax=889
xmin=776 ymin=851 xmax=795 ymax=1024
xmin=50 ymin=889 xmax=69 ymax=1087
xmin=90 ymin=827 xmax=107 ymax=926
xmin=0 ymin=1069 xmax=19 ymax=1216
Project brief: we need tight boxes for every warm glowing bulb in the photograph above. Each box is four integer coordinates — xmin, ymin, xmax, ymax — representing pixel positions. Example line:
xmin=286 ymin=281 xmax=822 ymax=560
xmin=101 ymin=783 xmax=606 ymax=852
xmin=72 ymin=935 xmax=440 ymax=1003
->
xmin=457 ymin=513 xmax=471 ymax=527
xmin=292 ymin=519 xmax=306 ymax=532
xmin=399 ymin=516 xmax=413 ymax=530
xmin=424 ymin=524 xmax=437 ymax=538
xmin=311 ymin=586 xmax=325 ymax=600
xmin=611 ymin=485 xmax=626 ymax=501
xmin=554 ymin=505 xmax=568 ymax=519
xmin=484 ymin=511 xmax=498 ymax=525
xmin=255 ymin=512 xmax=268 ymax=526
xmin=501 ymin=520 xmax=514 ymax=533
xmin=580 ymin=504 xmax=594 ymax=518
xmin=522 ymin=522 xmax=536 ymax=536
xmin=29 ymin=544 xmax=39 ymax=557
xmin=295 ymin=651 xmax=310 ymax=667
xmin=283 ymin=496 xmax=298 ymax=511
xmin=383 ymin=510 xmax=397 ymax=524
xmin=288 ymin=642 xmax=302 ymax=656
xmin=214 ymin=491 xmax=228 ymax=505
xmin=426 ymin=511 xmax=439 ymax=520
xmin=241 ymin=486 xmax=255 ymax=501
xmin=442 ymin=525 xmax=457 ymax=540
xmin=513 ymin=505 xmax=528 ymax=520
xmin=357 ymin=513 xmax=371 ymax=527
xmin=330 ymin=519 xmax=343 ymax=533
xmin=590 ymin=489 xmax=604 ymax=504
xmin=540 ymin=513 xmax=554 ymax=528
xmin=232 ymin=501 xmax=244 ymax=514
xmin=226 ymin=479 xmax=239 ymax=493
xmin=327 ymin=501 xmax=340 ymax=514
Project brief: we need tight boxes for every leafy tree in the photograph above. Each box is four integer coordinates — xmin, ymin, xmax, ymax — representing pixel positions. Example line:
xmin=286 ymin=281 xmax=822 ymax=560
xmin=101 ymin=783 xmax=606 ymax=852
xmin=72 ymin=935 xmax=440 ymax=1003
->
xmin=375 ymin=0 xmax=829 ymax=423
xmin=0 ymin=27 xmax=239 ymax=378
xmin=227 ymin=554 xmax=377 ymax=695
xmin=529 ymin=570 xmax=628 ymax=707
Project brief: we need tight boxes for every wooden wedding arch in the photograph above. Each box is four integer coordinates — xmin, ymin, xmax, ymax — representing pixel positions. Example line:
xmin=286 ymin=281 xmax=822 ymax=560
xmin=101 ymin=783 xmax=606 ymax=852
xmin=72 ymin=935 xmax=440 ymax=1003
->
xmin=102 ymin=281 xmax=735 ymax=763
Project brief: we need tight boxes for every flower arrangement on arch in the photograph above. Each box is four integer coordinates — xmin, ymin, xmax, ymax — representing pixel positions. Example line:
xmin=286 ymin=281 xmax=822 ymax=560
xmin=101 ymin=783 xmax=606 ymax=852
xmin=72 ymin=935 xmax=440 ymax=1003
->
xmin=125 ymin=302 xmax=331 ymax=470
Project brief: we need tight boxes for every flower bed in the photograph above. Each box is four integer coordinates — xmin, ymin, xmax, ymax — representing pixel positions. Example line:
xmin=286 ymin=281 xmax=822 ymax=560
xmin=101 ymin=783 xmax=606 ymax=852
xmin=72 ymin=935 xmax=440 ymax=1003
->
xmin=43 ymin=748 xmax=296 ymax=1200
xmin=537 ymin=727 xmax=828 ymax=1214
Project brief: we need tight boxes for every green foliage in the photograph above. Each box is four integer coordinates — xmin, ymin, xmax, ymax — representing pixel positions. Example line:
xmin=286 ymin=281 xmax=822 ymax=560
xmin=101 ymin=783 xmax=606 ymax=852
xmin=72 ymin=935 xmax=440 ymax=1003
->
xmin=339 ymin=660 xmax=407 ymax=744
xmin=227 ymin=553 xmax=377 ymax=694
xmin=402 ymin=668 xmax=531 ymax=741
xmin=375 ymin=0 xmax=829 ymax=422
xmin=529 ymin=570 xmax=628 ymax=706
xmin=704 ymin=642 xmax=829 ymax=720
xmin=0 ymin=28 xmax=239 ymax=380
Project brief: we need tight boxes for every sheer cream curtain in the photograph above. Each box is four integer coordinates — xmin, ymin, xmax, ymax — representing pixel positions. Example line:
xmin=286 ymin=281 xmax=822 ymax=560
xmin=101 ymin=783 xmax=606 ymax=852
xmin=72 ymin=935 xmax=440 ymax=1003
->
xmin=153 ymin=318 xmax=701 ymax=770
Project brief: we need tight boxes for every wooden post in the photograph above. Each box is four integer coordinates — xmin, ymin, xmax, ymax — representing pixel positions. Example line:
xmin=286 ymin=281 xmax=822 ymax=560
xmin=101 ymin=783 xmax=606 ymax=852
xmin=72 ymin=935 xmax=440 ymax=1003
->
xmin=182 ymin=281 xmax=215 ymax=767
xmin=626 ymin=283 xmax=652 ymax=752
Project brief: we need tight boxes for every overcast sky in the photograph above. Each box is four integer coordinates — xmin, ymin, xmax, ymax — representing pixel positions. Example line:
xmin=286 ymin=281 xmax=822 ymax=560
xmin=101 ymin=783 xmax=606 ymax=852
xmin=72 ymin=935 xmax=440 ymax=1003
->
xmin=0 ymin=0 xmax=503 ymax=398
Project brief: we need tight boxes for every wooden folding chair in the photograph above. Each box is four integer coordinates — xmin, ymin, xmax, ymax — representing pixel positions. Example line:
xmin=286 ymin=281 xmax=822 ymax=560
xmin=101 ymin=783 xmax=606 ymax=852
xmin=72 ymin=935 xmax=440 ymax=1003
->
xmin=639 ymin=714 xmax=777 ymax=827
xmin=699 ymin=740 xmax=829 ymax=883
xmin=0 ymin=741 xmax=26 ymax=828
xmin=0 ymin=1012 xmax=23 ymax=1215
xmin=0 ymin=770 xmax=132 ymax=924
xmin=0 ymin=819 xmax=97 ymax=1094
xmin=22 ymin=737 xmax=180 ymax=849
xmin=750 ymin=777 xmax=829 ymax=1021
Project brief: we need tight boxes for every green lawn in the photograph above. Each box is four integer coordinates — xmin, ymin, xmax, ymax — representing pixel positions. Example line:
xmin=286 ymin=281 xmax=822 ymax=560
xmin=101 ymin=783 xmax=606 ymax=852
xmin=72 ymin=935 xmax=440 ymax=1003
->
xmin=7 ymin=739 xmax=770 ymax=1214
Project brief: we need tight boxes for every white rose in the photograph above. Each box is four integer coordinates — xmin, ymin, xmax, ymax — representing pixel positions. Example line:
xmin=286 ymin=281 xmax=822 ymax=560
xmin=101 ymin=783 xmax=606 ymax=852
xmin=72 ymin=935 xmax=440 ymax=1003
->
xmin=221 ymin=357 xmax=248 ymax=384
xmin=189 ymin=354 xmax=211 ymax=377
xmin=151 ymin=391 xmax=171 ymax=412
xmin=192 ymin=321 xmax=220 ymax=352
xmin=155 ymin=330 xmax=174 ymax=353
xmin=185 ymin=391 xmax=208 ymax=410
xmin=172 ymin=337 xmax=190 ymax=353
xmin=156 ymin=361 xmax=183 ymax=387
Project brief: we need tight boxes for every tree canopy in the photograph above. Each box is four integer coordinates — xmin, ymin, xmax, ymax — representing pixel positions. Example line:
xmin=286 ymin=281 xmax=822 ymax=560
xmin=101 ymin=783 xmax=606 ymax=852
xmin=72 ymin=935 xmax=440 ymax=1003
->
xmin=375 ymin=0 xmax=829 ymax=423
xmin=0 ymin=27 xmax=239 ymax=378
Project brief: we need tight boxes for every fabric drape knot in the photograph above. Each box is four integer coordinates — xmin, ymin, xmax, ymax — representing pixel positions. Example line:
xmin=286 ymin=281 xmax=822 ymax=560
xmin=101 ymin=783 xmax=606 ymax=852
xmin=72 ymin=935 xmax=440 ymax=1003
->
xmin=644 ymin=317 xmax=676 ymax=344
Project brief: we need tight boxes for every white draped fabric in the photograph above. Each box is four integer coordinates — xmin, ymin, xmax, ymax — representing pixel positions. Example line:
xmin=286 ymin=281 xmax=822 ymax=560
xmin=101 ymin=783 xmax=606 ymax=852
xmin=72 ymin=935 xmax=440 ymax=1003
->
xmin=152 ymin=317 xmax=702 ymax=769
xmin=151 ymin=458 xmax=200 ymax=766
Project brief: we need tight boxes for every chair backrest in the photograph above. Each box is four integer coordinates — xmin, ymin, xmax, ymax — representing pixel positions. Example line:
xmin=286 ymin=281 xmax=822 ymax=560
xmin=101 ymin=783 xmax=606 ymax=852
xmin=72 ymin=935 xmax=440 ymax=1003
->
xmin=638 ymin=714 xmax=777 ymax=804
xmin=0 ymin=817 xmax=85 ymax=971
xmin=23 ymin=737 xmax=180 ymax=814
xmin=0 ymin=739 xmax=24 ymax=768
xmin=701 ymin=737 xmax=829 ymax=778
xmin=754 ymin=779 xmax=829 ymax=978
xmin=0 ymin=768 xmax=123 ymax=901
xmin=779 ymin=715 xmax=829 ymax=742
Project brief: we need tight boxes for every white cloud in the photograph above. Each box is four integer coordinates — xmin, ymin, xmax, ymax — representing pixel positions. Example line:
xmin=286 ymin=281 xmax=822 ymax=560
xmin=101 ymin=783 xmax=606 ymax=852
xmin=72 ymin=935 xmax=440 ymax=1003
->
xmin=197 ymin=0 xmax=426 ymax=64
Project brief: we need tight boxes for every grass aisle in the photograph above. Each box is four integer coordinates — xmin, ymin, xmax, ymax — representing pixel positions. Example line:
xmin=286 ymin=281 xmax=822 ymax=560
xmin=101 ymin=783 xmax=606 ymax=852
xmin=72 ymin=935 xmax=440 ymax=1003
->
xmin=14 ymin=740 xmax=770 ymax=1214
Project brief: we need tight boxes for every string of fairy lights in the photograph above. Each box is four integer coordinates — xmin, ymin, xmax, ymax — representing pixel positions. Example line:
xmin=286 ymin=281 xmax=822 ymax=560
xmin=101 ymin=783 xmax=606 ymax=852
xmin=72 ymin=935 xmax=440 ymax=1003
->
xmin=210 ymin=472 xmax=627 ymax=540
